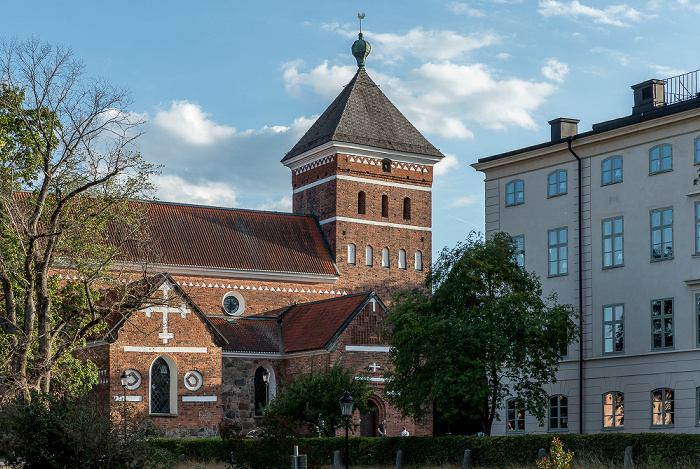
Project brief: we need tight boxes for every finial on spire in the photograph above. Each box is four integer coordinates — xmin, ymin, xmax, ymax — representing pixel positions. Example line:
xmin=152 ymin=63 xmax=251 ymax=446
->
xmin=352 ymin=14 xmax=371 ymax=71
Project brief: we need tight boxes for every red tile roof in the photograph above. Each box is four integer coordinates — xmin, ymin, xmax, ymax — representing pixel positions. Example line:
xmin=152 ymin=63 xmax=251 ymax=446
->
xmin=212 ymin=292 xmax=378 ymax=354
xmin=135 ymin=201 xmax=338 ymax=277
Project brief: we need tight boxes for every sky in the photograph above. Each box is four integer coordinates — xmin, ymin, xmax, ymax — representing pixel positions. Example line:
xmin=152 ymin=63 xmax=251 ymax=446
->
xmin=3 ymin=0 xmax=700 ymax=257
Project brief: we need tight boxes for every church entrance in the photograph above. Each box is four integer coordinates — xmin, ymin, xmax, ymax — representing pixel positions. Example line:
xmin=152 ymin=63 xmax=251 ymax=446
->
xmin=360 ymin=399 xmax=378 ymax=437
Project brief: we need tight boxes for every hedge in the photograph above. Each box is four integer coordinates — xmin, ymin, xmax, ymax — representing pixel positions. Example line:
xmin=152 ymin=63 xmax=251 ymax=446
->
xmin=149 ymin=433 xmax=700 ymax=467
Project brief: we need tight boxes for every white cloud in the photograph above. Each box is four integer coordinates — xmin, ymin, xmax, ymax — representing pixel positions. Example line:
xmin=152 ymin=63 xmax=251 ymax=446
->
xmin=256 ymin=196 xmax=293 ymax=212
xmin=282 ymin=60 xmax=356 ymax=101
xmin=448 ymin=2 xmax=485 ymax=17
xmin=649 ymin=64 xmax=687 ymax=78
xmin=434 ymin=153 xmax=460 ymax=176
xmin=542 ymin=58 xmax=570 ymax=82
xmin=152 ymin=101 xmax=236 ymax=145
xmin=537 ymin=0 xmax=648 ymax=26
xmin=448 ymin=195 xmax=482 ymax=207
xmin=154 ymin=174 xmax=240 ymax=207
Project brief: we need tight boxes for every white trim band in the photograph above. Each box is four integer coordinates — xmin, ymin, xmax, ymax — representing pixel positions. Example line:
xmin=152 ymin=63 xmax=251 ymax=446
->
xmin=114 ymin=395 xmax=142 ymax=402
xmin=123 ymin=346 xmax=208 ymax=354
xmin=182 ymin=396 xmax=218 ymax=402
xmin=293 ymin=174 xmax=431 ymax=194
xmin=319 ymin=217 xmax=431 ymax=232
xmin=345 ymin=345 xmax=391 ymax=352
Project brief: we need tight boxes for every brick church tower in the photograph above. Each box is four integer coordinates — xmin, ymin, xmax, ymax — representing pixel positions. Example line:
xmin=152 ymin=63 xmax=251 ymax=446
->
xmin=281 ymin=33 xmax=444 ymax=300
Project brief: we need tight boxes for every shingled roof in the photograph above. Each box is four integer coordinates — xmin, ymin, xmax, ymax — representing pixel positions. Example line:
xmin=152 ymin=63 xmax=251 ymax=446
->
xmin=282 ymin=70 xmax=444 ymax=161
xmin=214 ymin=291 xmax=383 ymax=354
xmin=138 ymin=201 xmax=338 ymax=277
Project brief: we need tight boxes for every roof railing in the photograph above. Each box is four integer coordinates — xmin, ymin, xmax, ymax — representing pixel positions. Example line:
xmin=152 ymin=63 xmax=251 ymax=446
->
xmin=664 ymin=69 xmax=700 ymax=105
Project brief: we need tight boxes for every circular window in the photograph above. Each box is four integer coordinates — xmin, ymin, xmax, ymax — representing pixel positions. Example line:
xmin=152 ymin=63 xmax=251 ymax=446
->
xmin=222 ymin=291 xmax=245 ymax=316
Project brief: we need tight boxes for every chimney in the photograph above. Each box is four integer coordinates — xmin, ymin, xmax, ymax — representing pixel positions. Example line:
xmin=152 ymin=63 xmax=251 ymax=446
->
xmin=548 ymin=117 xmax=579 ymax=142
xmin=631 ymin=79 xmax=665 ymax=115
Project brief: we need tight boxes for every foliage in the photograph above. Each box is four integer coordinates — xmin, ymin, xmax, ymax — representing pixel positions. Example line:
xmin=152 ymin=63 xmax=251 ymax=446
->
xmin=0 ymin=37 xmax=159 ymax=403
xmin=537 ymin=437 xmax=573 ymax=469
xmin=264 ymin=361 xmax=375 ymax=436
xmin=0 ymin=391 xmax=171 ymax=469
xmin=384 ymin=231 xmax=580 ymax=435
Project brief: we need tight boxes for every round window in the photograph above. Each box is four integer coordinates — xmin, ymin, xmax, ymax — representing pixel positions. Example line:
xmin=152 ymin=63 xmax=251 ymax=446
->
xmin=222 ymin=291 xmax=245 ymax=316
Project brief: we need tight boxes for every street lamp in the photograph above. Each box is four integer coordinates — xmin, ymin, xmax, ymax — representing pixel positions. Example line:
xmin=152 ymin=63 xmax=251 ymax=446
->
xmin=120 ymin=371 xmax=128 ymax=440
xmin=261 ymin=368 xmax=270 ymax=407
xmin=339 ymin=390 xmax=354 ymax=469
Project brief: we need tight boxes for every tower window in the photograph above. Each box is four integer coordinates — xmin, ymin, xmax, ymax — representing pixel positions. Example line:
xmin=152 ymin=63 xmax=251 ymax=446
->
xmin=358 ymin=191 xmax=366 ymax=215
xmin=382 ymin=248 xmax=389 ymax=268
xmin=365 ymin=246 xmax=373 ymax=266
xmin=348 ymin=243 xmax=356 ymax=265
xmin=415 ymin=251 xmax=423 ymax=271
xmin=398 ymin=249 xmax=406 ymax=269
xmin=403 ymin=198 xmax=411 ymax=220
xmin=381 ymin=195 xmax=389 ymax=218
xmin=382 ymin=158 xmax=391 ymax=172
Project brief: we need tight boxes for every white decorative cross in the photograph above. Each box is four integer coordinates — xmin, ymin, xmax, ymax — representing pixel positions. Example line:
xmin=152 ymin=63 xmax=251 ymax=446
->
xmin=368 ymin=363 xmax=381 ymax=372
xmin=144 ymin=283 xmax=191 ymax=344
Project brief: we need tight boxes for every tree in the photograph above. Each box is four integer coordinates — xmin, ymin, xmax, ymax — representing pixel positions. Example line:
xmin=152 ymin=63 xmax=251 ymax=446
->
xmin=265 ymin=362 xmax=375 ymax=436
xmin=0 ymin=38 xmax=158 ymax=403
xmin=384 ymin=231 xmax=579 ymax=435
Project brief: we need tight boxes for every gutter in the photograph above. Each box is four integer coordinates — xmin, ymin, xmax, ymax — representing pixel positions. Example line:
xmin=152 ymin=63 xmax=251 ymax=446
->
xmin=567 ymin=137 xmax=585 ymax=435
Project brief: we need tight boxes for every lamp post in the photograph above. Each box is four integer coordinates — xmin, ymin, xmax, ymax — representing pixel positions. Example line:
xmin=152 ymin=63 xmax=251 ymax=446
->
xmin=261 ymin=368 xmax=270 ymax=407
xmin=339 ymin=390 xmax=354 ymax=469
xmin=120 ymin=371 xmax=128 ymax=440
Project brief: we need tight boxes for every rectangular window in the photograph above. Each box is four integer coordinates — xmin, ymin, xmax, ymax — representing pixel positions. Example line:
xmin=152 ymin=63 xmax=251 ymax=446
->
xmin=548 ymin=228 xmax=568 ymax=276
xmin=696 ymin=388 xmax=700 ymax=425
xmin=695 ymin=137 xmax=700 ymax=165
xmin=603 ymin=304 xmax=624 ymax=354
xmin=602 ymin=217 xmax=623 ymax=268
xmin=506 ymin=398 xmax=525 ymax=433
xmin=513 ymin=235 xmax=525 ymax=267
xmin=696 ymin=294 xmax=700 ymax=347
xmin=649 ymin=144 xmax=672 ymax=174
xmin=651 ymin=298 xmax=673 ymax=350
xmin=549 ymin=395 xmax=568 ymax=430
xmin=603 ymin=392 xmax=624 ymax=429
xmin=652 ymin=389 xmax=674 ymax=426
xmin=650 ymin=207 xmax=673 ymax=261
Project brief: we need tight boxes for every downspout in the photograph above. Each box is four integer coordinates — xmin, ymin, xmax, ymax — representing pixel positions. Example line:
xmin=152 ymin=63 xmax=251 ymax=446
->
xmin=567 ymin=137 xmax=584 ymax=435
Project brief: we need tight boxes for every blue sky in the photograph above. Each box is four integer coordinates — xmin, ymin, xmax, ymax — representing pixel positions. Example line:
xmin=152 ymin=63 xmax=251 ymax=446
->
xmin=3 ymin=0 xmax=700 ymax=256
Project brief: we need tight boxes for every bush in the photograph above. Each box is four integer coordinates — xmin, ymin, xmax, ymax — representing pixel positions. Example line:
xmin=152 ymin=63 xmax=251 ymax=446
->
xmin=0 ymin=392 xmax=171 ymax=469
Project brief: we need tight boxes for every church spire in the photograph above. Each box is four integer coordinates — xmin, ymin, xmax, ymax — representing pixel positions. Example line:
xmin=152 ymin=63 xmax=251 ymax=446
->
xmin=351 ymin=14 xmax=370 ymax=70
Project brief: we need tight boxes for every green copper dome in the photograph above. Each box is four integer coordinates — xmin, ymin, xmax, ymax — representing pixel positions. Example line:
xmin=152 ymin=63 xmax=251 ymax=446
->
xmin=351 ymin=33 xmax=371 ymax=70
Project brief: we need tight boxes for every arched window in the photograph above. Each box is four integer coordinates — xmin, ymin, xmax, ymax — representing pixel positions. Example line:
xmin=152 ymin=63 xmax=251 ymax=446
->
xmin=547 ymin=170 xmax=567 ymax=197
xmin=150 ymin=356 xmax=177 ymax=415
xmin=382 ymin=248 xmax=389 ymax=268
xmin=601 ymin=156 xmax=622 ymax=185
xmin=398 ymin=249 xmax=406 ymax=269
xmin=649 ymin=144 xmax=672 ymax=174
xmin=382 ymin=158 xmax=391 ymax=172
xmin=415 ymin=251 xmax=423 ymax=271
xmin=381 ymin=195 xmax=389 ymax=218
xmin=365 ymin=246 xmax=373 ymax=266
xmin=505 ymin=179 xmax=524 ymax=206
xmin=358 ymin=191 xmax=366 ymax=215
xmin=347 ymin=243 xmax=356 ymax=265
xmin=254 ymin=366 xmax=273 ymax=416
xmin=403 ymin=198 xmax=411 ymax=220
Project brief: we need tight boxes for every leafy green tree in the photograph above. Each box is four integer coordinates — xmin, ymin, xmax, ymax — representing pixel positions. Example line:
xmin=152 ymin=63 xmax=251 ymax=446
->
xmin=265 ymin=362 xmax=375 ymax=436
xmin=384 ymin=231 xmax=580 ymax=435
xmin=0 ymin=38 xmax=158 ymax=403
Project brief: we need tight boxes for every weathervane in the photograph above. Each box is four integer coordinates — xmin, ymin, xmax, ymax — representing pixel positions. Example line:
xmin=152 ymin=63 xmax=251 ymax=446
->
xmin=358 ymin=13 xmax=365 ymax=33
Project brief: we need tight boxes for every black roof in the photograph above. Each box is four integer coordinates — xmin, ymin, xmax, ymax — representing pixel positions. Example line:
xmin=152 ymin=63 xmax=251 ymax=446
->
xmin=283 ymin=70 xmax=443 ymax=161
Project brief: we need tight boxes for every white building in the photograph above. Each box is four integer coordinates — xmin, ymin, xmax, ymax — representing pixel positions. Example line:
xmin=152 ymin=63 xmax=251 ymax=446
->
xmin=473 ymin=74 xmax=700 ymax=435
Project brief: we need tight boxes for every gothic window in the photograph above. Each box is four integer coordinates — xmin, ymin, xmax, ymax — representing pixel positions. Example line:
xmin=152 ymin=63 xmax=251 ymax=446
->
xmin=403 ymin=198 xmax=411 ymax=220
xmin=348 ymin=244 xmax=356 ymax=265
xmin=358 ymin=191 xmax=366 ymax=215
xmin=150 ymin=356 xmax=175 ymax=415
xmin=415 ymin=251 xmax=423 ymax=271
xmin=398 ymin=249 xmax=406 ymax=269
xmin=381 ymin=195 xmax=389 ymax=218
xmin=382 ymin=247 xmax=389 ymax=268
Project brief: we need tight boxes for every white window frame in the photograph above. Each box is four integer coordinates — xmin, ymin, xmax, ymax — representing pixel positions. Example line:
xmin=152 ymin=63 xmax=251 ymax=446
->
xmin=149 ymin=355 xmax=178 ymax=416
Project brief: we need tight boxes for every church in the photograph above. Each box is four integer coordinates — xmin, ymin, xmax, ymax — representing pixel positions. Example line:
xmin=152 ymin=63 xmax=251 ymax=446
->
xmin=79 ymin=33 xmax=443 ymax=438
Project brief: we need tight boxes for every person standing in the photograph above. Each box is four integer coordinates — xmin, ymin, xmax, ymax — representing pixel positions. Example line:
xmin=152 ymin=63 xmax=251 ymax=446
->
xmin=401 ymin=426 xmax=409 ymax=436
xmin=378 ymin=419 xmax=387 ymax=437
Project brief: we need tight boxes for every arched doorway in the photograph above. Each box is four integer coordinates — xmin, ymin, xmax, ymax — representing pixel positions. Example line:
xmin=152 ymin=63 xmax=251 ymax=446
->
xmin=360 ymin=396 xmax=382 ymax=437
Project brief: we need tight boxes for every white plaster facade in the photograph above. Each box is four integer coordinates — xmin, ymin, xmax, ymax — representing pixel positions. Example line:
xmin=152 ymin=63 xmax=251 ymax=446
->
xmin=473 ymin=82 xmax=700 ymax=435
